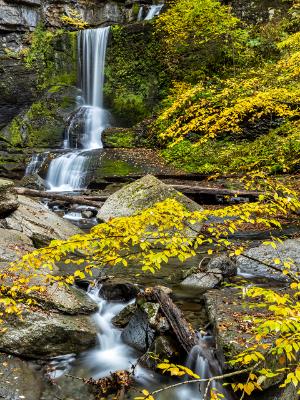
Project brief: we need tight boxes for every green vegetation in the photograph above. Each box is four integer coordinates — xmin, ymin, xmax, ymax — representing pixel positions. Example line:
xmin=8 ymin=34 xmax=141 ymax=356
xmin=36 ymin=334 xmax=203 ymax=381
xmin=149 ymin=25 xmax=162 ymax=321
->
xmin=152 ymin=0 xmax=300 ymax=175
xmin=104 ymin=24 xmax=169 ymax=126
xmin=24 ymin=23 xmax=77 ymax=89
xmin=7 ymin=87 xmax=76 ymax=148
xmin=162 ymin=124 xmax=300 ymax=174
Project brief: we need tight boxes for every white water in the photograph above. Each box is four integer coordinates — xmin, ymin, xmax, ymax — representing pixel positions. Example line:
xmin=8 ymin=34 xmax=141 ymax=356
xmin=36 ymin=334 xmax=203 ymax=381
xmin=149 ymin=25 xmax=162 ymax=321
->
xmin=47 ymin=151 xmax=88 ymax=191
xmin=137 ymin=6 xmax=144 ymax=21
xmin=46 ymin=27 xmax=110 ymax=191
xmin=82 ymin=286 xmax=138 ymax=378
xmin=48 ymin=285 xmax=231 ymax=399
xmin=145 ymin=4 xmax=164 ymax=20
xmin=78 ymin=26 xmax=111 ymax=149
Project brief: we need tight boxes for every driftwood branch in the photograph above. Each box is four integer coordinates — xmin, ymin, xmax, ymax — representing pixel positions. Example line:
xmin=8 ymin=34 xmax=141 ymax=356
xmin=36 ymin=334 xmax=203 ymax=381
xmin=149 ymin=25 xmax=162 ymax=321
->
xmin=145 ymin=287 xmax=198 ymax=353
xmin=171 ymin=184 xmax=260 ymax=200
xmin=14 ymin=187 xmax=103 ymax=208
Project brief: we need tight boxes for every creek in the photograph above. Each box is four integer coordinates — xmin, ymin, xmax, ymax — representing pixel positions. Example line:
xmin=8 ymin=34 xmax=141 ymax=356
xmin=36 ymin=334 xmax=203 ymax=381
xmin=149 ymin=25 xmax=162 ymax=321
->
xmin=24 ymin=21 xmax=232 ymax=400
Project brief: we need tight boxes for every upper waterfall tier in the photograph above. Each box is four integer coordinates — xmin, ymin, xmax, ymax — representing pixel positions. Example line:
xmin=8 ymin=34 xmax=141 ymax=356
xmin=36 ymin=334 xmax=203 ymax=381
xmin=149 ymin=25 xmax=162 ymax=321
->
xmin=79 ymin=27 xmax=110 ymax=110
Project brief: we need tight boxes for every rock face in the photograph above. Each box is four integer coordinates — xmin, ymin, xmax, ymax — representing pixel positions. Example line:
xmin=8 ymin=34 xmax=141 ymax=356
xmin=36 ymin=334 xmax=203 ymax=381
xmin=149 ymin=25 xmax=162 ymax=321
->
xmin=181 ymin=255 xmax=237 ymax=289
xmin=0 ymin=58 xmax=37 ymax=130
xmin=0 ymin=178 xmax=19 ymax=215
xmin=99 ymin=279 xmax=139 ymax=301
xmin=0 ymin=308 xmax=97 ymax=358
xmin=0 ymin=227 xmax=34 ymax=262
xmin=237 ymin=239 xmax=300 ymax=280
xmin=98 ymin=174 xmax=202 ymax=221
xmin=2 ymin=86 xmax=79 ymax=149
xmin=204 ymin=288 xmax=286 ymax=389
xmin=3 ymin=195 xmax=81 ymax=246
xmin=121 ymin=308 xmax=155 ymax=353
xmin=181 ymin=268 xmax=223 ymax=290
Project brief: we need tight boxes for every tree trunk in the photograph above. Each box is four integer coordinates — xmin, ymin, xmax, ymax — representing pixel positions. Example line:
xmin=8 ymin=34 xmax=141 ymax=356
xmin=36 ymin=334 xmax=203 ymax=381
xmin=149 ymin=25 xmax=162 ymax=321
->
xmin=14 ymin=187 xmax=103 ymax=208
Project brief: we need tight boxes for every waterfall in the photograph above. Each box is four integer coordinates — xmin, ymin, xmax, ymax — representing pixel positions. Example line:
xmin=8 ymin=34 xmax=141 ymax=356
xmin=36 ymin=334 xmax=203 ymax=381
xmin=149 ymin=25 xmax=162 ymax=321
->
xmin=79 ymin=26 xmax=111 ymax=149
xmin=137 ymin=6 xmax=144 ymax=21
xmin=46 ymin=27 xmax=110 ymax=191
xmin=145 ymin=4 xmax=164 ymax=20
xmin=47 ymin=151 xmax=89 ymax=191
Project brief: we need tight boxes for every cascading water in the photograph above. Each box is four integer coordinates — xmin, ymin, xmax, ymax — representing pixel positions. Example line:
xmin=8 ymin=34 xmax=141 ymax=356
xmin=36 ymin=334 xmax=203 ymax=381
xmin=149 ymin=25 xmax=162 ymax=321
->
xmin=49 ymin=284 xmax=232 ymax=400
xmin=145 ymin=4 xmax=164 ymax=20
xmin=46 ymin=27 xmax=110 ymax=191
xmin=78 ymin=26 xmax=111 ymax=150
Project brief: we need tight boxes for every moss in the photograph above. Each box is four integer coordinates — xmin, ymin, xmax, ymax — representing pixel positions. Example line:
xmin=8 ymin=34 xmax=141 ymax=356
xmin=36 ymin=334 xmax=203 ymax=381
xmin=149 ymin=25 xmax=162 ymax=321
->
xmin=104 ymin=24 xmax=169 ymax=127
xmin=95 ymin=159 xmax=142 ymax=177
xmin=7 ymin=87 xmax=77 ymax=148
xmin=24 ymin=25 xmax=77 ymax=90
xmin=102 ymin=128 xmax=136 ymax=148
xmin=162 ymin=122 xmax=300 ymax=175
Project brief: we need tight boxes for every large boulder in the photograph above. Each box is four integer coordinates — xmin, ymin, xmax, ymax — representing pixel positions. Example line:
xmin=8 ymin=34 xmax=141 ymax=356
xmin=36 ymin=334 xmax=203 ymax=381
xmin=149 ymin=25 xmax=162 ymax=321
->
xmin=0 ymin=178 xmax=19 ymax=216
xmin=99 ymin=278 xmax=139 ymax=302
xmin=4 ymin=195 xmax=82 ymax=247
xmin=204 ymin=288 xmax=286 ymax=389
xmin=0 ymin=227 xmax=34 ymax=262
xmin=237 ymin=239 xmax=300 ymax=281
xmin=97 ymin=174 xmax=202 ymax=221
xmin=121 ymin=308 xmax=155 ymax=353
xmin=0 ymin=309 xmax=97 ymax=358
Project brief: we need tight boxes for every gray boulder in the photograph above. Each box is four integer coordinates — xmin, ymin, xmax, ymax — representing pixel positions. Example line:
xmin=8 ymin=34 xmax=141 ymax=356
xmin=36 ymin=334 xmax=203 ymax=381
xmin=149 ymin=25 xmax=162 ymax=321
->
xmin=181 ymin=255 xmax=236 ymax=289
xmin=4 ymin=195 xmax=82 ymax=247
xmin=99 ymin=278 xmax=139 ymax=301
xmin=140 ymin=335 xmax=179 ymax=369
xmin=0 ymin=178 xmax=19 ymax=216
xmin=98 ymin=174 xmax=203 ymax=222
xmin=237 ymin=238 xmax=300 ymax=280
xmin=112 ymin=303 xmax=137 ymax=328
xmin=0 ymin=227 xmax=34 ymax=262
xmin=0 ymin=309 xmax=97 ymax=358
xmin=121 ymin=309 xmax=155 ymax=353
xmin=181 ymin=268 xmax=223 ymax=289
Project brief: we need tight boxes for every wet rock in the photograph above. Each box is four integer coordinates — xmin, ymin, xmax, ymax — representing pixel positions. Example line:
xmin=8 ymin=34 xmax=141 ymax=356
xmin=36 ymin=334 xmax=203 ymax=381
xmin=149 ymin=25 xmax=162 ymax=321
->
xmin=0 ymin=309 xmax=97 ymax=358
xmin=156 ymin=316 xmax=170 ymax=333
xmin=99 ymin=279 xmax=139 ymax=301
xmin=33 ymin=284 xmax=98 ymax=315
xmin=182 ymin=255 xmax=237 ymax=289
xmin=112 ymin=303 xmax=137 ymax=328
xmin=0 ymin=227 xmax=34 ymax=262
xmin=141 ymin=302 xmax=160 ymax=327
xmin=4 ymin=195 xmax=82 ymax=247
xmin=19 ymin=172 xmax=47 ymax=190
xmin=237 ymin=239 xmax=300 ymax=281
xmin=121 ymin=308 xmax=155 ymax=353
xmin=140 ymin=335 xmax=179 ymax=369
xmin=181 ymin=268 xmax=223 ymax=289
xmin=0 ymin=353 xmax=43 ymax=400
xmin=2 ymin=86 xmax=78 ymax=149
xmin=204 ymin=288 xmax=286 ymax=389
xmin=208 ymin=254 xmax=237 ymax=277
xmin=97 ymin=174 xmax=202 ymax=223
xmin=0 ymin=178 xmax=19 ymax=216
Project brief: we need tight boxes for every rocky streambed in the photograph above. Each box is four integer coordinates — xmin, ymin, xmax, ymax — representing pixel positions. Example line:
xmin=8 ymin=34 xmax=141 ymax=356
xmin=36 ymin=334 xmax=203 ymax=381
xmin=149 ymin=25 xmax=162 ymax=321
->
xmin=0 ymin=175 xmax=298 ymax=400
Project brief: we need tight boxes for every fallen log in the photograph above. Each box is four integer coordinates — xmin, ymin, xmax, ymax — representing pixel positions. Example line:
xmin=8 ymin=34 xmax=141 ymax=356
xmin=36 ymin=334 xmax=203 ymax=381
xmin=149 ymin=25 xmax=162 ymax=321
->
xmin=14 ymin=187 xmax=103 ymax=208
xmin=171 ymin=184 xmax=260 ymax=200
xmin=145 ymin=287 xmax=198 ymax=353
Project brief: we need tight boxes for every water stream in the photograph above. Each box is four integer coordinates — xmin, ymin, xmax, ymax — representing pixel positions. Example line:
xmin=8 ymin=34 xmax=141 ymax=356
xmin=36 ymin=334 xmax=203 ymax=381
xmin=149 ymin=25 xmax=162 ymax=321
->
xmin=46 ymin=27 xmax=111 ymax=191
xmin=48 ymin=280 xmax=231 ymax=400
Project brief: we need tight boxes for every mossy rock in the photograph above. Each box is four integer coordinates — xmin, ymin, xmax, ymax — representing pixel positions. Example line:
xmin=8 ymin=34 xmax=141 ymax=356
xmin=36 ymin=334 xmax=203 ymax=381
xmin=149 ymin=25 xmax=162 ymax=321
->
xmin=102 ymin=127 xmax=136 ymax=148
xmin=1 ymin=86 xmax=78 ymax=149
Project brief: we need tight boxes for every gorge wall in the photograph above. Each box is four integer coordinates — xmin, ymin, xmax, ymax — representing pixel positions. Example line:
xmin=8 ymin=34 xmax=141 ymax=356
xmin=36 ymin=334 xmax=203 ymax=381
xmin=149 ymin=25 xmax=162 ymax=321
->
xmin=0 ymin=0 xmax=292 ymax=178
